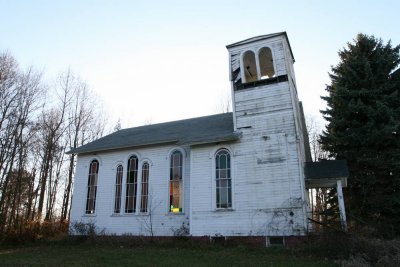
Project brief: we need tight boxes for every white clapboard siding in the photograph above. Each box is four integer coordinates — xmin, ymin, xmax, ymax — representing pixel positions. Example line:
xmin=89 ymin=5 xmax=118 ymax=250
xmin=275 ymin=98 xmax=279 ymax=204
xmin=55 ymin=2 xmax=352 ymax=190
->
xmin=189 ymin=118 xmax=306 ymax=236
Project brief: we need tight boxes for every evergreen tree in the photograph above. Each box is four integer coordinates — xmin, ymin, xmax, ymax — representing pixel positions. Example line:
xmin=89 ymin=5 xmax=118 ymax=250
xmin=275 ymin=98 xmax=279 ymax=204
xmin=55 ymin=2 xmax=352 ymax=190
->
xmin=320 ymin=34 xmax=400 ymax=236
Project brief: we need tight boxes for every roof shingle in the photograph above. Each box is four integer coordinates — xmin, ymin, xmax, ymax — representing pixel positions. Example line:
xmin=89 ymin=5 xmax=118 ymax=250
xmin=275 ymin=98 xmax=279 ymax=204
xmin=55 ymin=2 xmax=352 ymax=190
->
xmin=68 ymin=113 xmax=239 ymax=154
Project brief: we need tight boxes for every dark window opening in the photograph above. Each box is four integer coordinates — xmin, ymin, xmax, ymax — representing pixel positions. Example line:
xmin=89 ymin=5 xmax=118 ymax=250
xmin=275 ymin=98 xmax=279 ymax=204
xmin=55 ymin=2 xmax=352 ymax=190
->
xmin=268 ymin=236 xmax=285 ymax=246
xmin=140 ymin=162 xmax=149 ymax=213
xmin=114 ymin=165 xmax=123 ymax=213
xmin=125 ymin=156 xmax=138 ymax=213
xmin=86 ymin=160 xmax=99 ymax=214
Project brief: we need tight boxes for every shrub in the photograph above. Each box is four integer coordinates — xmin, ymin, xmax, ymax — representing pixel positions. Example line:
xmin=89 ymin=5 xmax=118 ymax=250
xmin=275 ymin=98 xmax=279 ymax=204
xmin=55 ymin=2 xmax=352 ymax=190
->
xmin=171 ymin=220 xmax=190 ymax=237
xmin=293 ymin=230 xmax=400 ymax=266
xmin=69 ymin=221 xmax=106 ymax=236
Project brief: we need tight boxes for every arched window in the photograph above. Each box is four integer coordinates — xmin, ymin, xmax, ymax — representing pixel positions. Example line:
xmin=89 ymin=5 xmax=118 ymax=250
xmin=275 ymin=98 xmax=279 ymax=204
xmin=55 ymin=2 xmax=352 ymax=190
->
xmin=242 ymin=50 xmax=258 ymax=83
xmin=258 ymin=47 xmax=275 ymax=79
xmin=125 ymin=155 xmax=138 ymax=213
xmin=215 ymin=149 xmax=232 ymax=209
xmin=140 ymin=162 xmax=150 ymax=213
xmin=114 ymin=164 xmax=123 ymax=214
xmin=169 ymin=150 xmax=183 ymax=213
xmin=86 ymin=160 xmax=99 ymax=214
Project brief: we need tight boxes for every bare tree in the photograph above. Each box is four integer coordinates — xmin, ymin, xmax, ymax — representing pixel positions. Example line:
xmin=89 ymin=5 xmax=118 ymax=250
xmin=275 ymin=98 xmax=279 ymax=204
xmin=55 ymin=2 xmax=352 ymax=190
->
xmin=61 ymin=73 xmax=105 ymax=221
xmin=36 ymin=70 xmax=79 ymax=220
xmin=136 ymin=191 xmax=161 ymax=238
xmin=216 ymin=92 xmax=232 ymax=114
xmin=113 ymin=119 xmax=122 ymax=132
xmin=0 ymin=52 xmax=107 ymax=236
xmin=305 ymin=115 xmax=333 ymax=229
xmin=305 ymin=116 xmax=329 ymax=162
xmin=0 ymin=52 xmax=43 ymax=232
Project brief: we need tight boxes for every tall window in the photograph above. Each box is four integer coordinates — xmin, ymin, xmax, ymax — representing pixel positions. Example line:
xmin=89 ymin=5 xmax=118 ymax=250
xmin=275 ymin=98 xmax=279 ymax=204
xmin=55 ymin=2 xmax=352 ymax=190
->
xmin=140 ymin=162 xmax=150 ymax=213
xmin=86 ymin=160 xmax=99 ymax=214
xmin=259 ymin=47 xmax=275 ymax=79
xmin=216 ymin=149 xmax=232 ymax=209
xmin=243 ymin=50 xmax=258 ymax=83
xmin=125 ymin=155 xmax=138 ymax=213
xmin=169 ymin=150 xmax=183 ymax=213
xmin=114 ymin=165 xmax=123 ymax=213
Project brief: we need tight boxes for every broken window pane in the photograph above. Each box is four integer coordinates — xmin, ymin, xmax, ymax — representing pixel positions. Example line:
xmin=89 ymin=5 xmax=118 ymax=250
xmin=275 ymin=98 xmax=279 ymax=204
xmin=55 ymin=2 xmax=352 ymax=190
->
xmin=243 ymin=50 xmax=258 ymax=83
xmin=259 ymin=47 xmax=275 ymax=79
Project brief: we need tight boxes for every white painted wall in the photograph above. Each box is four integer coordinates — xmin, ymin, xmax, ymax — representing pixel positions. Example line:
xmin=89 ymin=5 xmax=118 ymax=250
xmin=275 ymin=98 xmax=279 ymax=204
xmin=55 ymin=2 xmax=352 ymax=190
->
xmin=190 ymin=82 xmax=307 ymax=237
xmin=188 ymin=34 xmax=309 ymax=237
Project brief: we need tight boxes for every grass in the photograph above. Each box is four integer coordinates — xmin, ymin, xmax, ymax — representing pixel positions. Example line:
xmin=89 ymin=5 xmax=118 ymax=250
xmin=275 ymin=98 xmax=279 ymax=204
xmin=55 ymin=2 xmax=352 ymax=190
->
xmin=0 ymin=239 xmax=336 ymax=267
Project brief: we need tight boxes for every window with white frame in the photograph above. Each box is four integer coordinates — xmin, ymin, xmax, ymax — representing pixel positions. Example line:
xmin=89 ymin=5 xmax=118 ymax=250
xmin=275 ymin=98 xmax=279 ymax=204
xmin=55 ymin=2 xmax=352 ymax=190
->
xmin=169 ymin=150 xmax=183 ymax=213
xmin=215 ymin=149 xmax=232 ymax=209
xmin=114 ymin=164 xmax=123 ymax=214
xmin=86 ymin=159 xmax=99 ymax=214
xmin=140 ymin=162 xmax=149 ymax=213
xmin=125 ymin=155 xmax=138 ymax=213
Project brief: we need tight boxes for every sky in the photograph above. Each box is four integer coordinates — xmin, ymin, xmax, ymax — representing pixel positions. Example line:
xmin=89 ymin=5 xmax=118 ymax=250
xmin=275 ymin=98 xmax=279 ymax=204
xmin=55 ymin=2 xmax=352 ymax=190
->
xmin=1 ymin=0 xmax=399 ymax=129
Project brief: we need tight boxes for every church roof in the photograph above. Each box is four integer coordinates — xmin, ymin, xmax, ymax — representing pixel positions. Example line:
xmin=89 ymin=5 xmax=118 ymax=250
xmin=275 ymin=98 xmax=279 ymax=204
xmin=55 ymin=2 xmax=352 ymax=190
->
xmin=67 ymin=112 xmax=239 ymax=155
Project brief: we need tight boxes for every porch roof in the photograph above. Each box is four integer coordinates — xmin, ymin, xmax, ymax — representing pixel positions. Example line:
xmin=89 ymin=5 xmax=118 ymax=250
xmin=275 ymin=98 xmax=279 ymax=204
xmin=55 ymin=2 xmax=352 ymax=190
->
xmin=304 ymin=160 xmax=349 ymax=188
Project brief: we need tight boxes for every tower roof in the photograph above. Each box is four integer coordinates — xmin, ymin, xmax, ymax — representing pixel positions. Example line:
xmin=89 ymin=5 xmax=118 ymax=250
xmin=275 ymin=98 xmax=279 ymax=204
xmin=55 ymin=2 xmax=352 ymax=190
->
xmin=226 ymin=32 xmax=295 ymax=62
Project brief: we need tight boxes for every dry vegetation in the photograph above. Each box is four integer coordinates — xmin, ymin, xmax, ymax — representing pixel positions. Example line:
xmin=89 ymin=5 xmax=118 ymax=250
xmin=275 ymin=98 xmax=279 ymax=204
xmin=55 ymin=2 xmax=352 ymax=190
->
xmin=1 ymin=222 xmax=399 ymax=267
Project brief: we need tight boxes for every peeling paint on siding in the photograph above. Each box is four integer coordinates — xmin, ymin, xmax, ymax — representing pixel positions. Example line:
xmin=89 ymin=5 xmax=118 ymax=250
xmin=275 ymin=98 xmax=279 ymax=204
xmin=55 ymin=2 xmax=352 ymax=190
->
xmin=230 ymin=51 xmax=242 ymax=88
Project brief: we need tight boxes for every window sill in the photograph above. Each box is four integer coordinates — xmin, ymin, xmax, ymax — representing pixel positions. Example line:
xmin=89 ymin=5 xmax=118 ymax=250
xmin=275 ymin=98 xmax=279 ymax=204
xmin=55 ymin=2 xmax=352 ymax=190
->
xmin=166 ymin=212 xmax=185 ymax=216
xmin=110 ymin=213 xmax=150 ymax=217
xmin=82 ymin=214 xmax=97 ymax=217
xmin=120 ymin=213 xmax=137 ymax=217
xmin=214 ymin=208 xmax=235 ymax=212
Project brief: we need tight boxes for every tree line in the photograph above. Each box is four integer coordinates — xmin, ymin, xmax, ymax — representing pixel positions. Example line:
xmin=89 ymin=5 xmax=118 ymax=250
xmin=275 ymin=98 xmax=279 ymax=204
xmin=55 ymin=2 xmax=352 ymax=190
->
xmin=0 ymin=52 xmax=106 ymax=237
xmin=1 ymin=33 xmax=399 ymax=240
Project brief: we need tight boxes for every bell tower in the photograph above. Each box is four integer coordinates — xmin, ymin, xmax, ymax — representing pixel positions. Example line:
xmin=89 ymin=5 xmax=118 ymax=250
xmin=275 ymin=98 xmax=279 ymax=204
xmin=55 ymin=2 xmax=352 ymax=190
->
xmin=226 ymin=32 xmax=310 ymax=236
xmin=226 ymin=32 xmax=300 ymax=132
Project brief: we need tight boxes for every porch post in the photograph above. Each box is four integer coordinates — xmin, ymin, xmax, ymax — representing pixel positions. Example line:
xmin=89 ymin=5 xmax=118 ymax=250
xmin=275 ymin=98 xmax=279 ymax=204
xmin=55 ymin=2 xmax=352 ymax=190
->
xmin=336 ymin=180 xmax=347 ymax=231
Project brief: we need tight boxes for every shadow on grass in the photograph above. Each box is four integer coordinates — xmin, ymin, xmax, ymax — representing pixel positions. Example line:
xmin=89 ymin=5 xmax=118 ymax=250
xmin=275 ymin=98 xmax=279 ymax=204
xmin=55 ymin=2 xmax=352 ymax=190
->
xmin=0 ymin=236 xmax=336 ymax=267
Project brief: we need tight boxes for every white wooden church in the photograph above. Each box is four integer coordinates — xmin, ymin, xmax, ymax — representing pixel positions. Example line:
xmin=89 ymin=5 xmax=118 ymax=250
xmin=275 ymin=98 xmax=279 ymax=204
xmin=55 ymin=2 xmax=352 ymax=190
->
xmin=69 ymin=32 xmax=348 ymax=241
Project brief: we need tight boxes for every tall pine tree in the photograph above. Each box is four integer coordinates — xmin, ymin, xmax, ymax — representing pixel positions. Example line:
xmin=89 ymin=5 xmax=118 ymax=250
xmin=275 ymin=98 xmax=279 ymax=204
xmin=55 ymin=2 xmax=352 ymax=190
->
xmin=320 ymin=34 xmax=400 ymax=236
